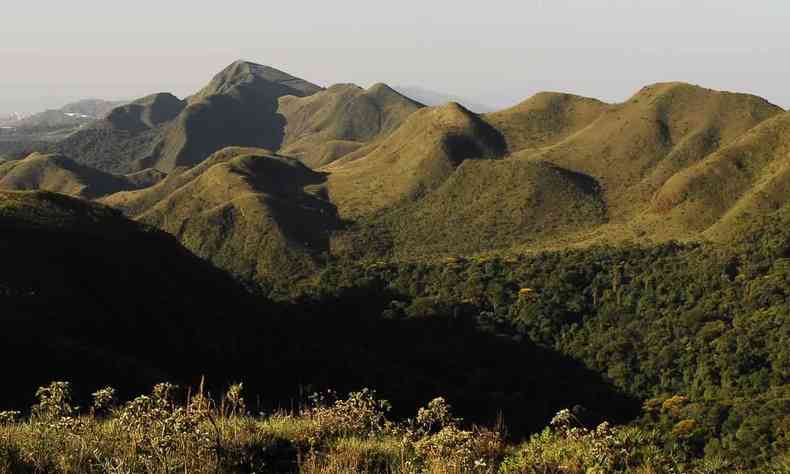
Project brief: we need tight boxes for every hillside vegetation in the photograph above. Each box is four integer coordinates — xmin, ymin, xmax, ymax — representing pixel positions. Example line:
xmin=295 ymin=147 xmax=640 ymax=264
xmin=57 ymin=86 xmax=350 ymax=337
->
xmin=0 ymin=382 xmax=752 ymax=473
xmin=333 ymin=159 xmax=607 ymax=260
xmin=2 ymin=202 xmax=788 ymax=470
xmin=0 ymin=153 xmax=161 ymax=199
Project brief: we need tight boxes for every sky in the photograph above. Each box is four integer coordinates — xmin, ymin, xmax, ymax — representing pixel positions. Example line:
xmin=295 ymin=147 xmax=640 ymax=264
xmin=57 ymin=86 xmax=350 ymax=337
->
xmin=1 ymin=0 xmax=789 ymax=113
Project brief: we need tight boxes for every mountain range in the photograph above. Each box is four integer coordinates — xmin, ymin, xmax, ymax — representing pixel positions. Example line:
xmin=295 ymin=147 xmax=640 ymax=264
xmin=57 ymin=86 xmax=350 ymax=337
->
xmin=9 ymin=61 xmax=779 ymax=287
xmin=2 ymin=60 xmax=789 ymax=467
xmin=0 ymin=99 xmax=126 ymax=133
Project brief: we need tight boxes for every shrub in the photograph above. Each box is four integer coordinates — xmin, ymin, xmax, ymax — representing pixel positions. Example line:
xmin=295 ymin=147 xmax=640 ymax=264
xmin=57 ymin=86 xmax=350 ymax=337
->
xmin=304 ymin=388 xmax=392 ymax=445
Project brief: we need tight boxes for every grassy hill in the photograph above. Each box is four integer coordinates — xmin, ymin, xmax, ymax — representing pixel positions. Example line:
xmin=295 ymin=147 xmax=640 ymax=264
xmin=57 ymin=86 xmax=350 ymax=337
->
xmin=55 ymin=61 xmax=326 ymax=175
xmin=483 ymin=92 xmax=610 ymax=153
xmin=334 ymin=159 xmax=607 ymax=260
xmin=278 ymin=83 xmax=424 ymax=167
xmin=323 ymin=102 xmax=507 ymax=218
xmin=54 ymin=62 xmax=429 ymax=175
xmin=514 ymin=82 xmax=784 ymax=222
xmin=83 ymin=80 xmax=789 ymax=287
xmin=0 ymin=152 xmax=161 ymax=199
xmin=105 ymin=147 xmax=341 ymax=283
xmin=308 ymin=83 xmax=785 ymax=268
xmin=650 ymin=111 xmax=790 ymax=240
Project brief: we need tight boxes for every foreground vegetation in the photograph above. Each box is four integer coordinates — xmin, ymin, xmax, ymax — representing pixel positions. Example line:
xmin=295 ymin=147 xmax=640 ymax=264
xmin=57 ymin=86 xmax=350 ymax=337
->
xmin=4 ymin=381 xmax=784 ymax=473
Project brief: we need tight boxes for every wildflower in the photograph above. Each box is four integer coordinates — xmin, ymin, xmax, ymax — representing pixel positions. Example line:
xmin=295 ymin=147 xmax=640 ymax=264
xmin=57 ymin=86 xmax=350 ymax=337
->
xmin=91 ymin=386 xmax=117 ymax=415
xmin=0 ymin=410 xmax=20 ymax=425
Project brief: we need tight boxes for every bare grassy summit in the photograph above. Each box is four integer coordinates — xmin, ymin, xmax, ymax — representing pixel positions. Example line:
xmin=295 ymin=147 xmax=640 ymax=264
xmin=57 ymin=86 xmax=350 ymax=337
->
xmin=515 ymin=82 xmax=783 ymax=221
xmin=323 ymin=102 xmax=507 ymax=217
xmin=278 ymin=83 xmax=424 ymax=167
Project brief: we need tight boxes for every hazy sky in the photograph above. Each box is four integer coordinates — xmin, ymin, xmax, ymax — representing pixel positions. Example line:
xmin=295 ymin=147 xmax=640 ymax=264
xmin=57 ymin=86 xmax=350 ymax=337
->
xmin=2 ymin=0 xmax=789 ymax=113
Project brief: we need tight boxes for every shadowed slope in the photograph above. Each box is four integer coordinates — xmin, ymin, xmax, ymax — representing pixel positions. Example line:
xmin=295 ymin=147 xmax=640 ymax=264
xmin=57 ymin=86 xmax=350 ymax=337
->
xmin=107 ymin=148 xmax=341 ymax=282
xmin=138 ymin=61 xmax=323 ymax=172
xmin=324 ymin=102 xmax=507 ymax=217
xmin=0 ymin=152 xmax=158 ymax=199
xmin=278 ymin=83 xmax=424 ymax=167
xmin=56 ymin=61 xmax=322 ymax=174
xmin=0 ymin=190 xmax=257 ymax=408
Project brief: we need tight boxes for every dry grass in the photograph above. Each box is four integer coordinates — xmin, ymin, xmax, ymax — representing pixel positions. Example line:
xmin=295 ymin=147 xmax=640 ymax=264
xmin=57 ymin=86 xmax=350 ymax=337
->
xmin=2 ymin=382 xmax=769 ymax=473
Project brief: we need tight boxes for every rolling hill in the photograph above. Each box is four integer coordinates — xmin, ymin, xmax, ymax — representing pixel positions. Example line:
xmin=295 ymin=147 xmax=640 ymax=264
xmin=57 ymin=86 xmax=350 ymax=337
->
xmin=104 ymin=147 xmax=340 ymax=283
xmin=4 ymin=66 xmax=790 ymax=469
xmin=0 ymin=152 xmax=162 ymax=199
xmin=56 ymin=62 xmax=323 ymax=174
xmin=652 ymin=110 xmax=790 ymax=240
xmin=278 ymin=83 xmax=424 ymax=167
xmin=55 ymin=62 xmax=427 ymax=175
xmin=513 ymin=82 xmax=784 ymax=222
xmin=141 ymin=61 xmax=324 ymax=172
xmin=33 ymin=64 xmax=789 ymax=289
xmin=333 ymin=159 xmax=607 ymax=260
xmin=323 ymin=102 xmax=507 ymax=218
xmin=483 ymin=92 xmax=611 ymax=153
xmin=88 ymin=77 xmax=790 ymax=287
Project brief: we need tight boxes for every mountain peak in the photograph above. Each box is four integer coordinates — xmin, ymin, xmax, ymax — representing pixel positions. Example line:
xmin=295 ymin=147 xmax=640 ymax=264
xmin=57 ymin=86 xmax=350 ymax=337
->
xmin=193 ymin=61 xmax=323 ymax=102
xmin=365 ymin=83 xmax=424 ymax=107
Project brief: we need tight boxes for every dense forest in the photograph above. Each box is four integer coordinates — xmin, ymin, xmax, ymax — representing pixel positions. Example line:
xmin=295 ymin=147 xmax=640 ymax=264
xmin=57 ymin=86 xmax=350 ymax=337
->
xmin=281 ymin=203 xmax=790 ymax=466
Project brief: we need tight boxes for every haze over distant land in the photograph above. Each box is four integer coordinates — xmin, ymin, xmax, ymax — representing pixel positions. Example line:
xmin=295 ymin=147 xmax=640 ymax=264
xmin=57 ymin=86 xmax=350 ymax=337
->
xmin=2 ymin=0 xmax=789 ymax=113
